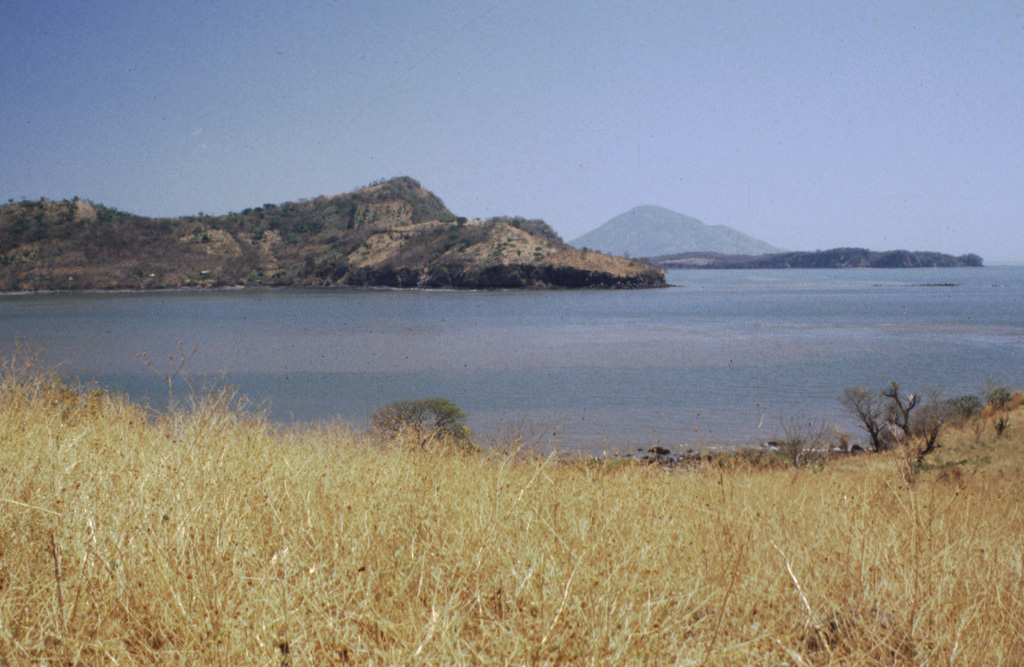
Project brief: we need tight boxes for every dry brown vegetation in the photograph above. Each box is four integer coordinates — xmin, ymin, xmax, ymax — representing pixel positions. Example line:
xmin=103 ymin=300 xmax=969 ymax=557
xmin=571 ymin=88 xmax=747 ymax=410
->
xmin=2 ymin=354 xmax=1022 ymax=665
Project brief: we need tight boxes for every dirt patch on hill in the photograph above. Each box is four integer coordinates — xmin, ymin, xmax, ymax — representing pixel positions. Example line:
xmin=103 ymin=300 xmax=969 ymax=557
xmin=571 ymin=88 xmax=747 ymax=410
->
xmin=178 ymin=228 xmax=242 ymax=257
xmin=72 ymin=200 xmax=97 ymax=222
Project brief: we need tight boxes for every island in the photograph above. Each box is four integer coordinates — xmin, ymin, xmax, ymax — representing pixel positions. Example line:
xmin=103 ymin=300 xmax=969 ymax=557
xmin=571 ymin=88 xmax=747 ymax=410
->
xmin=651 ymin=248 xmax=983 ymax=269
xmin=0 ymin=177 xmax=665 ymax=291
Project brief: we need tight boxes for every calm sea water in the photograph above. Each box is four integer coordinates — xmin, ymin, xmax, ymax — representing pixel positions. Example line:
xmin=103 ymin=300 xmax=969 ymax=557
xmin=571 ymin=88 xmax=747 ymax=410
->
xmin=2 ymin=266 xmax=1022 ymax=453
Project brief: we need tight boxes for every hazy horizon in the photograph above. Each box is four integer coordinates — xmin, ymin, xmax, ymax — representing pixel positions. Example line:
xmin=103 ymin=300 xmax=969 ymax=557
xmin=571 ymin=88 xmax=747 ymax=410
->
xmin=3 ymin=1 xmax=1022 ymax=261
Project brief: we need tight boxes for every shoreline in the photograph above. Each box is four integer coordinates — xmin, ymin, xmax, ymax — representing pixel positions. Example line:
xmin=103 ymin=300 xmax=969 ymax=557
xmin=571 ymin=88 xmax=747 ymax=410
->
xmin=0 ymin=281 xmax=673 ymax=298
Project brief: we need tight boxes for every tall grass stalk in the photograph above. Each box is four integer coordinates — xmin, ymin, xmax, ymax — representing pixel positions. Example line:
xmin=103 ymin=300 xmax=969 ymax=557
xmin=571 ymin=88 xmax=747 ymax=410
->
xmin=1 ymin=360 xmax=1022 ymax=664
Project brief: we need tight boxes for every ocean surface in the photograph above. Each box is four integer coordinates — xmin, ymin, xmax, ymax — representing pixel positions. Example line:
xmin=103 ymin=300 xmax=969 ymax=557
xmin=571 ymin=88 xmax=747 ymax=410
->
xmin=2 ymin=266 xmax=1022 ymax=454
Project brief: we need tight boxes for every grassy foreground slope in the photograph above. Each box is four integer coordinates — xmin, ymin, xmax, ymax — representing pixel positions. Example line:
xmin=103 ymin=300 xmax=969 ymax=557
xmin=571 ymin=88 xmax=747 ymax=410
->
xmin=0 ymin=178 xmax=664 ymax=290
xmin=1 ymin=358 xmax=1022 ymax=665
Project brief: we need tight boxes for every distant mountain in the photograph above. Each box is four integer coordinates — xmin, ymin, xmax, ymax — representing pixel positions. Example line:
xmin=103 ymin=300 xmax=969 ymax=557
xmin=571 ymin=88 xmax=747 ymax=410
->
xmin=570 ymin=205 xmax=783 ymax=258
xmin=652 ymin=248 xmax=984 ymax=269
xmin=0 ymin=178 xmax=665 ymax=291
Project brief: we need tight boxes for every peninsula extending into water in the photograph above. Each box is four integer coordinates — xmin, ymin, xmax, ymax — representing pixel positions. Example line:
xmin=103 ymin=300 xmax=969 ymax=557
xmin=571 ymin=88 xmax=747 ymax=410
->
xmin=0 ymin=177 xmax=665 ymax=291
xmin=652 ymin=247 xmax=983 ymax=270
xmin=569 ymin=204 xmax=982 ymax=269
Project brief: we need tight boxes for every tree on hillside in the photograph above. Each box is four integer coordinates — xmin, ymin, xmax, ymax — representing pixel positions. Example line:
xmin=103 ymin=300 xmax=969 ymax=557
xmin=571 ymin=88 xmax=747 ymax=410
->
xmin=842 ymin=382 xmax=971 ymax=460
xmin=882 ymin=381 xmax=917 ymax=440
xmin=840 ymin=387 xmax=889 ymax=452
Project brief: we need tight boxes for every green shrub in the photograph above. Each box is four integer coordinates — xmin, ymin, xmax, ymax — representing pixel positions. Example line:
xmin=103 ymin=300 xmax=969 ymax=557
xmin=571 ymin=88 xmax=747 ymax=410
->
xmin=986 ymin=385 xmax=1012 ymax=410
xmin=943 ymin=395 xmax=981 ymax=423
xmin=372 ymin=397 xmax=476 ymax=451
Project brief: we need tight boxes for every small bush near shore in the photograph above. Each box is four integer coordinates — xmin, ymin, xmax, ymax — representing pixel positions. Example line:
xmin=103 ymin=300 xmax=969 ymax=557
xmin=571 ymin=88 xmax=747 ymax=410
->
xmin=1 ymin=357 xmax=1023 ymax=664
xmin=371 ymin=397 xmax=476 ymax=452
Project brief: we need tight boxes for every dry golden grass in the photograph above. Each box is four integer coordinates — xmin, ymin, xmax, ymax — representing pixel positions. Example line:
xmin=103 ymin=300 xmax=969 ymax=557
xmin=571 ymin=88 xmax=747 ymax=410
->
xmin=1 ymin=355 xmax=1023 ymax=665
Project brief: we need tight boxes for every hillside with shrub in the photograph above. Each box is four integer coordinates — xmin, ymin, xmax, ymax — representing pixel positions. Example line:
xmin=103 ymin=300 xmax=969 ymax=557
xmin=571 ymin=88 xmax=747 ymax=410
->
xmin=0 ymin=178 xmax=664 ymax=290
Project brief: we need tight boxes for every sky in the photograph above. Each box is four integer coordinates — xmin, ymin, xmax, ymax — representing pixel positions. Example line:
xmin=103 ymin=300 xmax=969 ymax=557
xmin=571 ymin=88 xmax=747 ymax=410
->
xmin=2 ymin=0 xmax=1023 ymax=261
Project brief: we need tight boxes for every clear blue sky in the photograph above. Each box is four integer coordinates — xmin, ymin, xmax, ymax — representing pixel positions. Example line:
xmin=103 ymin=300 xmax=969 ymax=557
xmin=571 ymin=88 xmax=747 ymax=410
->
xmin=3 ymin=1 xmax=1022 ymax=261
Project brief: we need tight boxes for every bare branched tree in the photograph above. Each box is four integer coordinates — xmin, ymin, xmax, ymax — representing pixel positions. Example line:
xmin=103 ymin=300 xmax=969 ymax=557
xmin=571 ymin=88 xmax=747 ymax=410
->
xmin=908 ymin=403 xmax=944 ymax=461
xmin=842 ymin=382 xmax=975 ymax=461
xmin=777 ymin=416 xmax=837 ymax=467
xmin=839 ymin=387 xmax=888 ymax=452
xmin=882 ymin=381 xmax=918 ymax=442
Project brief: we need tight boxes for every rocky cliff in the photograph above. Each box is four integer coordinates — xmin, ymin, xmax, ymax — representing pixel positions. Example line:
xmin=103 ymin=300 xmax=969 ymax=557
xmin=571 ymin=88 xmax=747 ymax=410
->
xmin=0 ymin=178 xmax=665 ymax=291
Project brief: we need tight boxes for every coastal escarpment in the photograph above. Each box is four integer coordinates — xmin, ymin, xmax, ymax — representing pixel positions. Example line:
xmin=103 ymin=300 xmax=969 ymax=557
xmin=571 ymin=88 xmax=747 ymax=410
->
xmin=0 ymin=178 xmax=664 ymax=291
